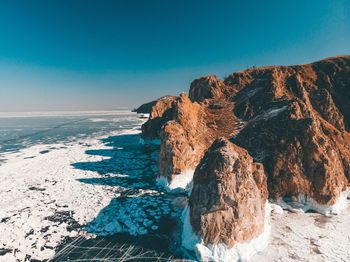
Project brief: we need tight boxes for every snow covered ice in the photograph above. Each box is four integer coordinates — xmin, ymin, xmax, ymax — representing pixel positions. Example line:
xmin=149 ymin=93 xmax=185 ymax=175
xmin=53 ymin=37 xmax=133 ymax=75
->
xmin=0 ymin=113 xmax=182 ymax=261
xmin=0 ymin=112 xmax=350 ymax=261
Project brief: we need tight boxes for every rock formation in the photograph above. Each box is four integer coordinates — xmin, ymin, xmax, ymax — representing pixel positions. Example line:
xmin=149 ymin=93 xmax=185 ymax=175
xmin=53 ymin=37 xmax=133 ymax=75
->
xmin=133 ymin=100 xmax=156 ymax=114
xmin=183 ymin=138 xmax=269 ymax=261
xmin=141 ymin=95 xmax=177 ymax=139
xmin=141 ymin=56 xmax=350 ymax=260
xmin=230 ymin=57 xmax=350 ymax=213
xmin=133 ymin=95 xmax=174 ymax=114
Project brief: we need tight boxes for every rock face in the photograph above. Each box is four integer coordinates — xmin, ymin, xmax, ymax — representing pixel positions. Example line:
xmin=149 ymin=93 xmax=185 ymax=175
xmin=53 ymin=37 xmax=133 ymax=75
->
xmin=141 ymin=56 xmax=350 ymax=260
xmin=141 ymin=96 xmax=177 ymax=139
xmin=230 ymin=57 xmax=350 ymax=211
xmin=145 ymin=80 xmax=241 ymax=191
xmin=133 ymin=100 xmax=157 ymax=114
xmin=189 ymin=138 xmax=268 ymax=249
xmin=142 ymin=56 xmax=350 ymax=206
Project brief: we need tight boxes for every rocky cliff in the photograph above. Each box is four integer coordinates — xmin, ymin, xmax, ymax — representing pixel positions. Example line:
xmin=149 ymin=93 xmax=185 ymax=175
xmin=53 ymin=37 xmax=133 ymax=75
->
xmin=141 ymin=56 xmax=350 ymax=260
xmin=185 ymin=138 xmax=269 ymax=261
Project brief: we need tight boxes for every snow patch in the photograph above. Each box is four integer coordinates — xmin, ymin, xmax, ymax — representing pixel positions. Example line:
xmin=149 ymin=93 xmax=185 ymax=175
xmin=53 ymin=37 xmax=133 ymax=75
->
xmin=275 ymin=188 xmax=350 ymax=215
xmin=251 ymin=106 xmax=288 ymax=122
xmin=236 ymin=86 xmax=264 ymax=104
xmin=157 ymin=169 xmax=194 ymax=193
xmin=89 ymin=118 xmax=109 ymax=122
xmin=270 ymin=203 xmax=284 ymax=215
xmin=254 ymin=198 xmax=350 ymax=261
xmin=138 ymin=113 xmax=150 ymax=119
xmin=181 ymin=202 xmax=271 ymax=262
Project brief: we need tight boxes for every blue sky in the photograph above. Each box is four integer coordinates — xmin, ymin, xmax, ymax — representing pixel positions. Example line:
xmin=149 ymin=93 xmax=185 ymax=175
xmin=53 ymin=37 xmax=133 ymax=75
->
xmin=0 ymin=0 xmax=349 ymax=111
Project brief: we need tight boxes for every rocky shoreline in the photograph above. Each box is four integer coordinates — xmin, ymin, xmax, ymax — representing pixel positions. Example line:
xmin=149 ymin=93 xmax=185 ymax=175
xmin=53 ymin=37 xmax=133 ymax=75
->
xmin=140 ymin=56 xmax=350 ymax=261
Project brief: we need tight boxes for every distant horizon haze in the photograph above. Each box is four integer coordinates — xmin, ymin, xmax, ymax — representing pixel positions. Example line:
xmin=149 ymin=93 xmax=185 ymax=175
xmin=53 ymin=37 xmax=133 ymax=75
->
xmin=0 ymin=0 xmax=349 ymax=111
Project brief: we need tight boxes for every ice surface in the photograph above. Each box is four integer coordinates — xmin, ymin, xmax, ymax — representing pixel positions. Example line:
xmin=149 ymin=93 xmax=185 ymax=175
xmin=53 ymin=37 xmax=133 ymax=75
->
xmin=0 ymin=110 xmax=133 ymax=118
xmin=0 ymin=128 xmax=160 ymax=261
xmin=275 ymin=188 xmax=350 ymax=215
xmin=1 ymin=114 xmax=350 ymax=261
xmin=254 ymin=200 xmax=350 ymax=261
xmin=157 ymin=169 xmax=194 ymax=193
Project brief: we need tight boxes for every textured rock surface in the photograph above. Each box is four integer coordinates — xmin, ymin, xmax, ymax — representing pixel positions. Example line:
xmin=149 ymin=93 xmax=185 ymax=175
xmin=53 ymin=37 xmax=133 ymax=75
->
xmin=231 ymin=56 xmax=350 ymax=206
xmin=189 ymin=138 xmax=268 ymax=247
xmin=142 ymin=55 xmax=350 ymax=206
xmin=147 ymin=90 xmax=241 ymax=189
xmin=141 ymin=96 xmax=177 ymax=139
xmin=139 ymin=55 xmax=350 ymax=261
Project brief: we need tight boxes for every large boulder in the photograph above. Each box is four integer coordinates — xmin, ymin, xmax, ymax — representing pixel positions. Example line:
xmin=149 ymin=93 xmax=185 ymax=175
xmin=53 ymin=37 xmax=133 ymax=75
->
xmin=182 ymin=138 xmax=269 ymax=261
xmin=189 ymin=75 xmax=226 ymax=102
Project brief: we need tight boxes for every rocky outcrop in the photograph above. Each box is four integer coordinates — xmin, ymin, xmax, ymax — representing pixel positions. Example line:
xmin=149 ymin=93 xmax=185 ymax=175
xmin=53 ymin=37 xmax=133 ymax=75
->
xmin=157 ymin=91 xmax=242 ymax=191
xmin=189 ymin=139 xmax=268 ymax=246
xmin=133 ymin=100 xmax=157 ymax=114
xmin=230 ymin=57 xmax=350 ymax=212
xmin=142 ymin=55 xmax=350 ymax=207
xmin=141 ymin=96 xmax=177 ymax=139
xmin=141 ymin=56 xmax=350 ymax=260
xmin=182 ymin=138 xmax=269 ymax=261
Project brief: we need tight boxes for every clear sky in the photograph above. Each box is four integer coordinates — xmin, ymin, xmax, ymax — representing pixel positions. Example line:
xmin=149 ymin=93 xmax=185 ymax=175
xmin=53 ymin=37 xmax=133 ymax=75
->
xmin=0 ymin=0 xmax=349 ymax=112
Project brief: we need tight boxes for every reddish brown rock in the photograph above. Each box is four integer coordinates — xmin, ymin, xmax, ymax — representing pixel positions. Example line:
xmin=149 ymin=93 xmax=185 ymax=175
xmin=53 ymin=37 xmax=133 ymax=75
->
xmin=189 ymin=75 xmax=226 ymax=102
xmin=231 ymin=56 xmax=350 ymax=207
xmin=141 ymin=96 xmax=177 ymax=139
xmin=189 ymin=138 xmax=268 ymax=247
xmin=157 ymin=92 xmax=240 ymax=190
xmin=142 ymin=55 xmax=350 ymax=208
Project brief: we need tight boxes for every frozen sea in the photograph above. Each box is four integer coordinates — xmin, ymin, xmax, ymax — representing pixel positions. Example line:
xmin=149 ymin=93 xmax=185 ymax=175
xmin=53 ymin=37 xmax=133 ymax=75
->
xmin=0 ymin=111 xmax=349 ymax=262
xmin=0 ymin=110 xmax=142 ymax=154
xmin=0 ymin=111 xmax=185 ymax=261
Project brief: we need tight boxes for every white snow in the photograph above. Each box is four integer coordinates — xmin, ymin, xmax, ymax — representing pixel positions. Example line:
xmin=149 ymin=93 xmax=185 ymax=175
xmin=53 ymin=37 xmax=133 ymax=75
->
xmin=251 ymin=106 xmax=288 ymax=122
xmin=253 ymin=199 xmax=350 ymax=261
xmin=236 ymin=86 xmax=264 ymax=104
xmin=157 ymin=169 xmax=194 ymax=193
xmin=0 ymin=110 xmax=133 ymax=118
xmin=89 ymin=118 xmax=109 ymax=122
xmin=270 ymin=203 xmax=284 ymax=215
xmin=181 ymin=202 xmax=271 ymax=262
xmin=275 ymin=188 xmax=350 ymax=215
xmin=138 ymin=113 xmax=150 ymax=118
xmin=0 ymin=129 xmax=142 ymax=261
xmin=2 ymin=112 xmax=350 ymax=261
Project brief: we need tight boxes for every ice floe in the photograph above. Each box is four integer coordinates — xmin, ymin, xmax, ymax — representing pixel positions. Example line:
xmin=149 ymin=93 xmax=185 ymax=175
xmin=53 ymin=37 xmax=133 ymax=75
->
xmin=0 ymin=127 xmax=161 ymax=261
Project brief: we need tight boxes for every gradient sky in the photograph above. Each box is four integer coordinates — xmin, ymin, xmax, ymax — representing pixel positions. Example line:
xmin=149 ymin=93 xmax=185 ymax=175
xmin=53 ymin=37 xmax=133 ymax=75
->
xmin=0 ymin=0 xmax=349 ymax=111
